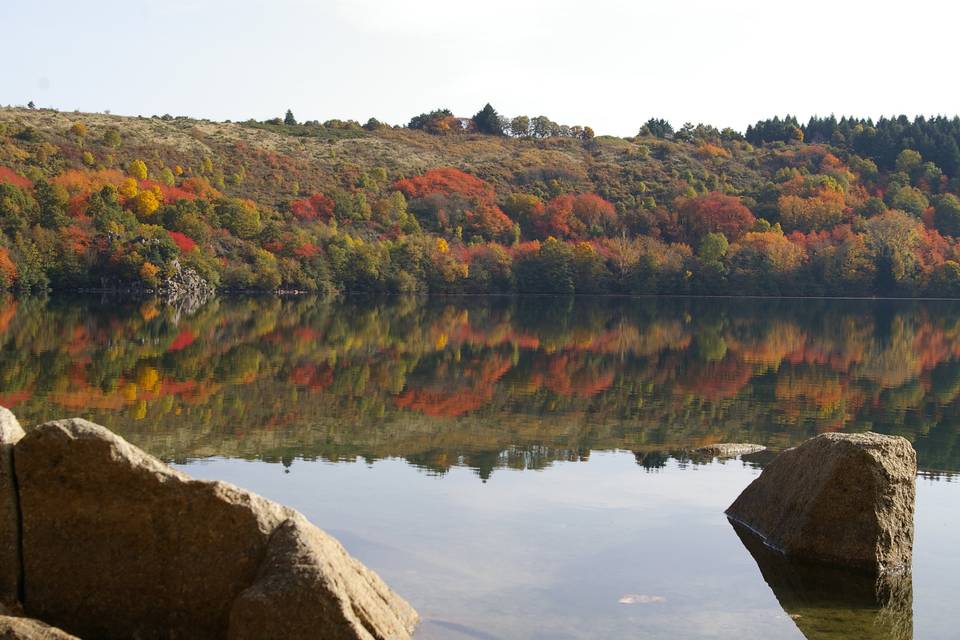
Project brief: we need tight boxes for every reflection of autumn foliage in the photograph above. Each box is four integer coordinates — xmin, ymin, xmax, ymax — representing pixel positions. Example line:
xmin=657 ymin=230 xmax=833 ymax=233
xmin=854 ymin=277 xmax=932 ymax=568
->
xmin=167 ymin=329 xmax=196 ymax=352
xmin=0 ymin=301 xmax=15 ymax=335
xmin=396 ymin=352 xmax=513 ymax=417
xmin=1 ymin=297 xmax=960 ymax=472
xmin=0 ymin=250 xmax=16 ymax=289
xmin=774 ymin=369 xmax=845 ymax=414
xmin=0 ymin=390 xmax=31 ymax=408
xmin=726 ymin=321 xmax=806 ymax=367
xmin=676 ymin=357 xmax=756 ymax=401
xmin=289 ymin=364 xmax=333 ymax=392
xmin=528 ymin=353 xmax=616 ymax=398
xmin=394 ymin=388 xmax=490 ymax=418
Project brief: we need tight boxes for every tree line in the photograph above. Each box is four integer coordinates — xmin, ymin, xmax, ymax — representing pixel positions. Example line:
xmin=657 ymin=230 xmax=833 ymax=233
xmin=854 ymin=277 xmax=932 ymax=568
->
xmin=3 ymin=105 xmax=960 ymax=298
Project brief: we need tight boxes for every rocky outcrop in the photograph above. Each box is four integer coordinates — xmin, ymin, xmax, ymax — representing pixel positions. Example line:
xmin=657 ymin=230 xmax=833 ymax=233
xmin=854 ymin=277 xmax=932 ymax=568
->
xmin=156 ymin=260 xmax=215 ymax=312
xmin=726 ymin=432 xmax=916 ymax=573
xmin=0 ymin=408 xmax=24 ymax=607
xmin=84 ymin=260 xmax=215 ymax=313
xmin=13 ymin=418 xmax=417 ymax=640
xmin=0 ymin=616 xmax=79 ymax=640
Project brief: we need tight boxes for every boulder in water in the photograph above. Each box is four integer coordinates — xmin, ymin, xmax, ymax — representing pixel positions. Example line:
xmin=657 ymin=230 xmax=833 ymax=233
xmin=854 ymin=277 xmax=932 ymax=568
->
xmin=726 ymin=432 xmax=916 ymax=573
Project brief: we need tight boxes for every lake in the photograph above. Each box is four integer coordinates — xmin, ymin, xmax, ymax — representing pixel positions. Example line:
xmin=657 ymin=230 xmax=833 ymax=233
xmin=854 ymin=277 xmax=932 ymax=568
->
xmin=0 ymin=295 xmax=957 ymax=639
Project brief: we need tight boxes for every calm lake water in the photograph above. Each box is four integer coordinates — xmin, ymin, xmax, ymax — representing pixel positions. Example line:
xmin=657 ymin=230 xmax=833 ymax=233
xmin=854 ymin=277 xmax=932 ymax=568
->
xmin=0 ymin=295 xmax=957 ymax=639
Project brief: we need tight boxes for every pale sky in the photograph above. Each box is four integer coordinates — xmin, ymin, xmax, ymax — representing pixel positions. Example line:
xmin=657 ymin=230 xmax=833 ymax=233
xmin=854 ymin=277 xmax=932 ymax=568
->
xmin=1 ymin=0 xmax=957 ymax=137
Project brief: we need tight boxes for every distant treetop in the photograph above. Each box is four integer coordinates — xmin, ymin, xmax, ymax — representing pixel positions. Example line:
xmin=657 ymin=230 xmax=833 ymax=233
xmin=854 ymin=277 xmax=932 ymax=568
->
xmin=641 ymin=118 xmax=673 ymax=139
xmin=472 ymin=103 xmax=504 ymax=136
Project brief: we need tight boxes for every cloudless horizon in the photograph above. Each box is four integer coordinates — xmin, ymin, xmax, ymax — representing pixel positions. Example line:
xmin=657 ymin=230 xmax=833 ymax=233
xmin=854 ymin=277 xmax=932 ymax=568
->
xmin=2 ymin=0 xmax=959 ymax=136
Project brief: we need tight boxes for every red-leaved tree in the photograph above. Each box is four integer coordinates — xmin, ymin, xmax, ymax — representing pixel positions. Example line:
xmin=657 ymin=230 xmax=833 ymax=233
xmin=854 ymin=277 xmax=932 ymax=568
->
xmin=394 ymin=168 xmax=513 ymax=239
xmin=675 ymin=192 xmax=755 ymax=243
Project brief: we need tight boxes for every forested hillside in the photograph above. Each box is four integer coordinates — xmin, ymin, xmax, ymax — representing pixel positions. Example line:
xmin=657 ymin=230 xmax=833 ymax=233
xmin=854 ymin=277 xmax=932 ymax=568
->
xmin=3 ymin=104 xmax=960 ymax=297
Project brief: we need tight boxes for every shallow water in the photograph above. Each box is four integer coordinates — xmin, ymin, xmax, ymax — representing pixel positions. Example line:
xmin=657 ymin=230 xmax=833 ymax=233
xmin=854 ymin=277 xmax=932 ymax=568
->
xmin=1 ymin=295 xmax=958 ymax=638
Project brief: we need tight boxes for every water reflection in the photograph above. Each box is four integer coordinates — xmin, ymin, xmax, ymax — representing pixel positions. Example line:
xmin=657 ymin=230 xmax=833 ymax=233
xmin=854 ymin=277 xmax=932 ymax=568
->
xmin=731 ymin=521 xmax=913 ymax=640
xmin=1 ymin=295 xmax=960 ymax=475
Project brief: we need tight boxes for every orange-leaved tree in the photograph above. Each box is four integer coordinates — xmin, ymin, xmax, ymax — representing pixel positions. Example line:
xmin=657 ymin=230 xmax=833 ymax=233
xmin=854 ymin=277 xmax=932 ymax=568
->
xmin=394 ymin=168 xmax=513 ymax=240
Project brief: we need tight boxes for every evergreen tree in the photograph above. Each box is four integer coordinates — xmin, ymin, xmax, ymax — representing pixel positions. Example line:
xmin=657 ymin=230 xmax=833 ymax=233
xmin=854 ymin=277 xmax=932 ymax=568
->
xmin=472 ymin=103 xmax=504 ymax=135
xmin=284 ymin=109 xmax=297 ymax=126
xmin=641 ymin=118 xmax=673 ymax=139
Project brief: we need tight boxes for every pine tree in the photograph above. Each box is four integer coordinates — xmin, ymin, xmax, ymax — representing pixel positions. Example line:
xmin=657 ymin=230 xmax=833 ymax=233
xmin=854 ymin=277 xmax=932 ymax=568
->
xmin=472 ymin=103 xmax=504 ymax=135
xmin=284 ymin=109 xmax=297 ymax=126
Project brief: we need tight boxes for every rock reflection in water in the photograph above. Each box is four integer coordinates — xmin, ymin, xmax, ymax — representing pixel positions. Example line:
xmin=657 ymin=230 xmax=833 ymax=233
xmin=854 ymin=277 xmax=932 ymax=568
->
xmin=730 ymin=520 xmax=913 ymax=640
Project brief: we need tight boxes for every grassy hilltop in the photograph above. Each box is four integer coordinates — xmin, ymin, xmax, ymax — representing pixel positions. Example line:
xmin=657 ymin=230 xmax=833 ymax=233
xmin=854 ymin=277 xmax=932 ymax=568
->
xmin=2 ymin=105 xmax=960 ymax=296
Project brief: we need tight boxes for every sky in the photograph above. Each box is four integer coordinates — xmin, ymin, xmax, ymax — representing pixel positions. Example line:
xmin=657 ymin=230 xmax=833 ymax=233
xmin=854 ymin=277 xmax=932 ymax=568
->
xmin=1 ymin=0 xmax=958 ymax=137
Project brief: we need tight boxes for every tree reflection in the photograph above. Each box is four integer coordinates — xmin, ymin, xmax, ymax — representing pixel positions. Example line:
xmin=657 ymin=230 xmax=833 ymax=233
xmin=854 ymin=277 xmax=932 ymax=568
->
xmin=0 ymin=295 xmax=959 ymax=477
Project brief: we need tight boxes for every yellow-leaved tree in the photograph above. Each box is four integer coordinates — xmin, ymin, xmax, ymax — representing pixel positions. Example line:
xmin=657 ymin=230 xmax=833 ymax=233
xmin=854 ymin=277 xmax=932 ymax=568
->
xmin=128 ymin=159 xmax=148 ymax=180
xmin=119 ymin=177 xmax=138 ymax=198
xmin=132 ymin=190 xmax=160 ymax=218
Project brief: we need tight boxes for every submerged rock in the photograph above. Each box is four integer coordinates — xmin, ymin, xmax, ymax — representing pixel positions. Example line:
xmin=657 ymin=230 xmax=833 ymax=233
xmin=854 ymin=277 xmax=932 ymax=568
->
xmin=731 ymin=520 xmax=912 ymax=640
xmin=693 ymin=443 xmax=766 ymax=458
xmin=0 ymin=407 xmax=24 ymax=608
xmin=14 ymin=418 xmax=417 ymax=640
xmin=0 ymin=616 xmax=79 ymax=640
xmin=726 ymin=432 xmax=916 ymax=573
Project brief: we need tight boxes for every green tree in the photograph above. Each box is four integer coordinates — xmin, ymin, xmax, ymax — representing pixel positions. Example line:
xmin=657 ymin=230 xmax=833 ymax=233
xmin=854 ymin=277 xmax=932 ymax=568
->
xmin=890 ymin=185 xmax=929 ymax=217
xmin=515 ymin=238 xmax=575 ymax=293
xmin=930 ymin=260 xmax=960 ymax=297
xmin=472 ymin=103 xmax=504 ymax=135
xmin=510 ymin=116 xmax=530 ymax=137
xmin=530 ymin=116 xmax=554 ymax=138
xmin=284 ymin=109 xmax=297 ymax=126
xmin=698 ymin=232 xmax=729 ymax=262
xmin=102 ymin=128 xmax=121 ymax=147
xmin=159 ymin=167 xmax=175 ymax=187
xmin=218 ymin=199 xmax=262 ymax=239
xmin=933 ymin=194 xmax=960 ymax=236
xmin=864 ymin=210 xmax=921 ymax=293
xmin=895 ymin=149 xmax=922 ymax=174
xmin=34 ymin=180 xmax=68 ymax=229
xmin=641 ymin=118 xmax=673 ymax=139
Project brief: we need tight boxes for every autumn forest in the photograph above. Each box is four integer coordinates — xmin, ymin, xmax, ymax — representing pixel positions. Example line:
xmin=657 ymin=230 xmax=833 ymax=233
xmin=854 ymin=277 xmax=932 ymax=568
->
xmin=3 ymin=105 xmax=960 ymax=296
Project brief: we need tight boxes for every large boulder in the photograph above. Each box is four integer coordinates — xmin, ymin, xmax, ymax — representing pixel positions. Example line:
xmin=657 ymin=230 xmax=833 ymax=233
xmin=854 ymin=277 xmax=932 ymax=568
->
xmin=14 ymin=419 xmax=417 ymax=640
xmin=726 ymin=432 xmax=916 ymax=573
xmin=228 ymin=519 xmax=419 ymax=640
xmin=0 ymin=407 xmax=24 ymax=607
xmin=0 ymin=616 xmax=79 ymax=640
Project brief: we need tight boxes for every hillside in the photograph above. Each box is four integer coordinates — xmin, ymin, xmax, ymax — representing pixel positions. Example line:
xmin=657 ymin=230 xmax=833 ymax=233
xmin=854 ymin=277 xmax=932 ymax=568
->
xmin=2 ymin=106 xmax=960 ymax=296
